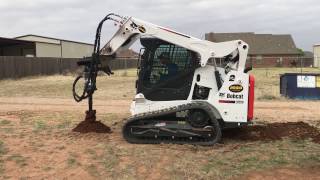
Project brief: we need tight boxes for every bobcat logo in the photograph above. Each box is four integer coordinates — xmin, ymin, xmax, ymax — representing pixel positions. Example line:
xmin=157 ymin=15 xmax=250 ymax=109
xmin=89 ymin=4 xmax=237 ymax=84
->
xmin=229 ymin=84 xmax=243 ymax=93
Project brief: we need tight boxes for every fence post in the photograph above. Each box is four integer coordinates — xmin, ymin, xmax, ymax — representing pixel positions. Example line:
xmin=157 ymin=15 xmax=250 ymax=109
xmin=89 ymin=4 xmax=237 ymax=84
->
xmin=299 ymin=57 xmax=302 ymax=73
xmin=124 ymin=59 xmax=128 ymax=74
xmin=265 ymin=68 xmax=269 ymax=77
xmin=59 ymin=58 xmax=62 ymax=74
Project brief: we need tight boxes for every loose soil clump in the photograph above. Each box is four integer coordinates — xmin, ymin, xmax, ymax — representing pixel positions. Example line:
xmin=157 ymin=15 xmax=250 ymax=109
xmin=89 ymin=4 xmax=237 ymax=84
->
xmin=223 ymin=122 xmax=320 ymax=143
xmin=72 ymin=110 xmax=111 ymax=133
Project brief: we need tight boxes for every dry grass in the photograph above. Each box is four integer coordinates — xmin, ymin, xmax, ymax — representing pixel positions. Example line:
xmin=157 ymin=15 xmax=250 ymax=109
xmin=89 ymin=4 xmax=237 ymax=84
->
xmin=1 ymin=68 xmax=319 ymax=101
xmin=0 ymin=69 xmax=136 ymax=100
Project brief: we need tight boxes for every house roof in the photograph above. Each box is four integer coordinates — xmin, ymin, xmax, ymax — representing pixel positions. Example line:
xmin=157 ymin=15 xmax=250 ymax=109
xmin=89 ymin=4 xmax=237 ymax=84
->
xmin=1 ymin=35 xmax=138 ymax=58
xmin=205 ymin=32 xmax=300 ymax=55
xmin=15 ymin=34 xmax=93 ymax=46
xmin=0 ymin=37 xmax=35 ymax=47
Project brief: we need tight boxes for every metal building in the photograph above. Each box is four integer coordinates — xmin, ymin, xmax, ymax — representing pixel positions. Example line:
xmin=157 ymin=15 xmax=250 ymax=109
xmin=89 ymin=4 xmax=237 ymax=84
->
xmin=0 ymin=35 xmax=93 ymax=58
xmin=314 ymin=44 xmax=320 ymax=67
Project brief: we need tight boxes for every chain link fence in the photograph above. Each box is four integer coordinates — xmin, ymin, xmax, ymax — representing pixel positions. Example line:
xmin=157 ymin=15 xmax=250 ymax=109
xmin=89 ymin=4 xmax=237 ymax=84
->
xmin=209 ymin=56 xmax=320 ymax=69
xmin=247 ymin=56 xmax=318 ymax=68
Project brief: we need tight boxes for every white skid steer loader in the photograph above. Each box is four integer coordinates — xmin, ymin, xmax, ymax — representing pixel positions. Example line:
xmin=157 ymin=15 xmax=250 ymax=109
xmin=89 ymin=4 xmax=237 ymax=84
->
xmin=72 ymin=13 xmax=255 ymax=145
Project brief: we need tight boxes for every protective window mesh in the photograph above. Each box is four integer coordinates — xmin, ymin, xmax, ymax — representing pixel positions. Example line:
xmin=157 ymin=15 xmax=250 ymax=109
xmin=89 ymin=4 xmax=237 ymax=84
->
xmin=141 ymin=44 xmax=197 ymax=87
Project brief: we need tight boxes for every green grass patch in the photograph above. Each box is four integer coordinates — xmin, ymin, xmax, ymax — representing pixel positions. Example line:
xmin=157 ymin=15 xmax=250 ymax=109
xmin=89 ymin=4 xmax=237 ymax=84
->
xmin=0 ymin=119 xmax=11 ymax=126
xmin=7 ymin=154 xmax=28 ymax=167
xmin=1 ymin=128 xmax=13 ymax=134
xmin=100 ymin=146 xmax=119 ymax=170
xmin=42 ymin=166 xmax=53 ymax=172
xmin=15 ymin=111 xmax=81 ymax=133
xmin=85 ymin=148 xmax=98 ymax=160
xmin=0 ymin=141 xmax=8 ymax=175
xmin=86 ymin=164 xmax=100 ymax=177
xmin=66 ymin=153 xmax=80 ymax=167
xmin=56 ymin=119 xmax=72 ymax=129
xmin=67 ymin=158 xmax=77 ymax=167
xmin=0 ymin=141 xmax=8 ymax=174
xmin=0 ymin=159 xmax=4 ymax=175
xmin=0 ymin=141 xmax=8 ymax=155
xmin=257 ymin=94 xmax=279 ymax=100
xmin=33 ymin=120 xmax=48 ymax=132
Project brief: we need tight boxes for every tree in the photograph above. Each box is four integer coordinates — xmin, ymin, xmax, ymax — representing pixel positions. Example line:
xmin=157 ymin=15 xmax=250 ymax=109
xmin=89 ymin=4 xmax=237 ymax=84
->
xmin=296 ymin=48 xmax=304 ymax=56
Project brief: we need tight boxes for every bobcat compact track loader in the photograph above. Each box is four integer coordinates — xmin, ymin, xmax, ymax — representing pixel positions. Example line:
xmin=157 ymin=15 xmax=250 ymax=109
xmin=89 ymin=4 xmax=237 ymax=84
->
xmin=72 ymin=13 xmax=255 ymax=145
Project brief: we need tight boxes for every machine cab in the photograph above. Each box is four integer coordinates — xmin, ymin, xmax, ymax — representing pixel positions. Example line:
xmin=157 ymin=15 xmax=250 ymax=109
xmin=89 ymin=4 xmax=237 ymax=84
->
xmin=136 ymin=38 xmax=200 ymax=101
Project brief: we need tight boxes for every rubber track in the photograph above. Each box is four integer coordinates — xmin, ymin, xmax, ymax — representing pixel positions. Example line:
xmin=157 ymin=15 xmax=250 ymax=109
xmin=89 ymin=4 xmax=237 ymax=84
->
xmin=122 ymin=101 xmax=222 ymax=146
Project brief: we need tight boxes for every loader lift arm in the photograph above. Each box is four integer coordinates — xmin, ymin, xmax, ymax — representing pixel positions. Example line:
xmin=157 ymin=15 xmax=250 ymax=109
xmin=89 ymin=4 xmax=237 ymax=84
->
xmin=99 ymin=15 xmax=249 ymax=70
xmin=73 ymin=13 xmax=249 ymax=106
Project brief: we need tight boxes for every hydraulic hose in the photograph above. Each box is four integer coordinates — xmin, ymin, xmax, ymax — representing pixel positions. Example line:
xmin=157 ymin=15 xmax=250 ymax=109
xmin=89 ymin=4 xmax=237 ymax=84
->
xmin=72 ymin=13 xmax=119 ymax=103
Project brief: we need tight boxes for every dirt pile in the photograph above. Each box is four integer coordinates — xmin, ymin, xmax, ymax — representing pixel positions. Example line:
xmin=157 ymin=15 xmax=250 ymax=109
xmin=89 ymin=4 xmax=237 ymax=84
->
xmin=72 ymin=110 xmax=111 ymax=133
xmin=73 ymin=120 xmax=111 ymax=133
xmin=223 ymin=122 xmax=320 ymax=143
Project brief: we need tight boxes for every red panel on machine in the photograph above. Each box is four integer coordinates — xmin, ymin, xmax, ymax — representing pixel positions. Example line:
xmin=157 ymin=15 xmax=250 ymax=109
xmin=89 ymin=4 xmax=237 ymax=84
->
xmin=248 ymin=75 xmax=255 ymax=121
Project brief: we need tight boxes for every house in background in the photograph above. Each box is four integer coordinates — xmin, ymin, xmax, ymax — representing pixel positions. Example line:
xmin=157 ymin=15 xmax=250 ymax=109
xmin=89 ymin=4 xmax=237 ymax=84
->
xmin=0 ymin=35 xmax=94 ymax=58
xmin=314 ymin=44 xmax=320 ymax=67
xmin=205 ymin=32 xmax=307 ymax=67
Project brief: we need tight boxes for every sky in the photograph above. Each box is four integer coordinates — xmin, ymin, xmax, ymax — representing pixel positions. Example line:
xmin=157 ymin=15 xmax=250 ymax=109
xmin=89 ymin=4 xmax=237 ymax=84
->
xmin=0 ymin=0 xmax=319 ymax=51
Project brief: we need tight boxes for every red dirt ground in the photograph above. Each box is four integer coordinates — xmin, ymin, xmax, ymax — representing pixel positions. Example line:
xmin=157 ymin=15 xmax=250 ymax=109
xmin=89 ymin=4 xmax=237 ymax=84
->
xmin=0 ymin=98 xmax=319 ymax=179
xmin=223 ymin=121 xmax=320 ymax=143
xmin=236 ymin=166 xmax=320 ymax=180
